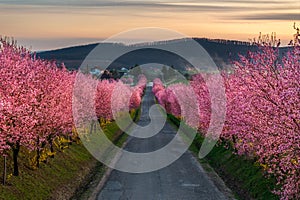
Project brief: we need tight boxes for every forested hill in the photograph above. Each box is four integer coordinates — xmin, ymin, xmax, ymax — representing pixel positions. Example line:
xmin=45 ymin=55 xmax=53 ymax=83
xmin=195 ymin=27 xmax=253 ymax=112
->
xmin=37 ymin=38 xmax=291 ymax=71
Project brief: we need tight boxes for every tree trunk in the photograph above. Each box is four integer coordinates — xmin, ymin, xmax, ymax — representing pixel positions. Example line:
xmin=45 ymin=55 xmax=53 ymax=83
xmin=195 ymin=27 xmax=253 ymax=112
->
xmin=49 ymin=139 xmax=55 ymax=158
xmin=13 ymin=142 xmax=20 ymax=176
xmin=36 ymin=137 xmax=40 ymax=168
xmin=89 ymin=120 xmax=95 ymax=135
xmin=2 ymin=156 xmax=7 ymax=185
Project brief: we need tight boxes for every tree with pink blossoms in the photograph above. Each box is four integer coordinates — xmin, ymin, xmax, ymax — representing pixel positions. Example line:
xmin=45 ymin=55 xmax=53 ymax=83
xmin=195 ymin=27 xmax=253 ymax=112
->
xmin=0 ymin=39 xmax=76 ymax=174
xmin=222 ymin=46 xmax=299 ymax=199
xmin=0 ymin=39 xmax=39 ymax=175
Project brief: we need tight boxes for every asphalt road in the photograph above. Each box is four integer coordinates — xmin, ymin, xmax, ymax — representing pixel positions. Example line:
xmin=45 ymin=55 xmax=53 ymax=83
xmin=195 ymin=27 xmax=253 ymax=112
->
xmin=97 ymin=86 xmax=230 ymax=200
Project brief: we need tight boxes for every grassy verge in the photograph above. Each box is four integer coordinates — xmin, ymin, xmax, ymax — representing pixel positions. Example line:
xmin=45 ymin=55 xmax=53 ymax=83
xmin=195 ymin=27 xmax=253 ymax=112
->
xmin=0 ymin=108 xmax=140 ymax=200
xmin=0 ymin=143 xmax=97 ymax=200
xmin=167 ymin=114 xmax=278 ymax=200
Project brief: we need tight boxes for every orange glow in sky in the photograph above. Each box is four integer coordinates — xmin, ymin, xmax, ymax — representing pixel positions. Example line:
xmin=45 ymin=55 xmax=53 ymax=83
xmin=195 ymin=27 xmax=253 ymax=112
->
xmin=0 ymin=0 xmax=299 ymax=50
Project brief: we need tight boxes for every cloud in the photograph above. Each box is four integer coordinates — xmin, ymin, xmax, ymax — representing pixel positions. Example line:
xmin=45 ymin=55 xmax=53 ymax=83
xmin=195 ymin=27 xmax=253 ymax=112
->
xmin=0 ymin=0 xmax=296 ymax=5
xmin=0 ymin=0 xmax=298 ymax=21
xmin=210 ymin=0 xmax=295 ymax=4
xmin=0 ymin=0 xmax=297 ymax=10
xmin=232 ymin=13 xmax=300 ymax=21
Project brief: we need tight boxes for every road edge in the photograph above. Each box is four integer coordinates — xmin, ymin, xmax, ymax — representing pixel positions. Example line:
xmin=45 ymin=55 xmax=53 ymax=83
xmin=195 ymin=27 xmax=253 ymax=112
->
xmin=87 ymin=107 xmax=141 ymax=200
xmin=166 ymin=115 xmax=237 ymax=200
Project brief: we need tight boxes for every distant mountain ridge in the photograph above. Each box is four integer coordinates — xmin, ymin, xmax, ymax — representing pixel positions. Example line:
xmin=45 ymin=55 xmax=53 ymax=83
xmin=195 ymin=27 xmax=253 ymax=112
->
xmin=37 ymin=38 xmax=290 ymax=71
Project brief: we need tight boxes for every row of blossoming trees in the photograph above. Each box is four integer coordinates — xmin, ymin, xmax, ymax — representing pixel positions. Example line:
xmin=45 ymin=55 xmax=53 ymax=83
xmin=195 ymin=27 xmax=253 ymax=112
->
xmin=0 ymin=39 xmax=146 ymax=177
xmin=153 ymin=46 xmax=299 ymax=200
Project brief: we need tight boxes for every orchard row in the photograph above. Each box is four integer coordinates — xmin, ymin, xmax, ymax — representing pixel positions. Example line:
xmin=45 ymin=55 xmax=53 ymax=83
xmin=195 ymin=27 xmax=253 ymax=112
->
xmin=0 ymin=39 xmax=146 ymax=176
xmin=153 ymin=46 xmax=300 ymax=200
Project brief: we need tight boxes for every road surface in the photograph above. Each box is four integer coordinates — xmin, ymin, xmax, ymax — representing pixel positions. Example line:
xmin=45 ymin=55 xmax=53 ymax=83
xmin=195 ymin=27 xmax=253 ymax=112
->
xmin=97 ymin=86 xmax=230 ymax=200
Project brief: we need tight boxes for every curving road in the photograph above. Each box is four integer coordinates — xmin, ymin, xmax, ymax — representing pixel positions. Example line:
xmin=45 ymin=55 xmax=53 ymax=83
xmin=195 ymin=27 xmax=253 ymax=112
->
xmin=97 ymin=86 xmax=231 ymax=200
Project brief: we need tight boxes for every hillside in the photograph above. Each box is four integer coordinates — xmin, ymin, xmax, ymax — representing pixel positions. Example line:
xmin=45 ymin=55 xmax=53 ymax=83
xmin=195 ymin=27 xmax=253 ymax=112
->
xmin=37 ymin=38 xmax=291 ymax=71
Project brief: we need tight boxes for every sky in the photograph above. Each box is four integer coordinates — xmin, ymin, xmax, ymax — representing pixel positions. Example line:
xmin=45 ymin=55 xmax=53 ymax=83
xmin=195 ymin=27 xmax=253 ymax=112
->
xmin=0 ymin=0 xmax=299 ymax=50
